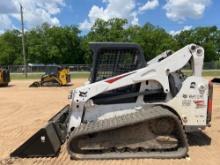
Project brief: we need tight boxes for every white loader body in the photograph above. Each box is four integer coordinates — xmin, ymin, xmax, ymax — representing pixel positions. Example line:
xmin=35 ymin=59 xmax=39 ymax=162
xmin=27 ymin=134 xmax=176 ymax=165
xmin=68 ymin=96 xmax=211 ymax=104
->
xmin=68 ymin=44 xmax=211 ymax=133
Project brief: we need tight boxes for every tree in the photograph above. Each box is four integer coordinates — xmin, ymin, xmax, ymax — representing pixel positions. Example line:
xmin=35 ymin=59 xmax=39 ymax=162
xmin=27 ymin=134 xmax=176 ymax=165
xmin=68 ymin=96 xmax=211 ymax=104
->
xmin=26 ymin=23 xmax=84 ymax=64
xmin=88 ymin=18 xmax=128 ymax=42
xmin=83 ymin=18 xmax=129 ymax=63
xmin=0 ymin=30 xmax=22 ymax=65
xmin=127 ymin=23 xmax=178 ymax=61
xmin=175 ymin=26 xmax=220 ymax=61
xmin=0 ymin=20 xmax=219 ymax=65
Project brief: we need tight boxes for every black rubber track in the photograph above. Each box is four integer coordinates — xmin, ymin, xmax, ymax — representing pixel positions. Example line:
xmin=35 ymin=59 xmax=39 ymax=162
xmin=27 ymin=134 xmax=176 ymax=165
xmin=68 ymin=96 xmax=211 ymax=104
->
xmin=67 ymin=105 xmax=188 ymax=159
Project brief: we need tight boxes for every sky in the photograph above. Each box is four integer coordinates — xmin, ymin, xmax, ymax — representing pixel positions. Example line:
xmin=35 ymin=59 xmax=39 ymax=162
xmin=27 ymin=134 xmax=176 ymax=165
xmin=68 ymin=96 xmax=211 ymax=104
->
xmin=0 ymin=0 xmax=219 ymax=35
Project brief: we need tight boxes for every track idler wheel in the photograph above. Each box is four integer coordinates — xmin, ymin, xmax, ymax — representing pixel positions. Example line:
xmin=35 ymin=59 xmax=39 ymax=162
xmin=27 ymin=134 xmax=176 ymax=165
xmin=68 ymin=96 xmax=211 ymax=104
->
xmin=149 ymin=118 xmax=175 ymax=135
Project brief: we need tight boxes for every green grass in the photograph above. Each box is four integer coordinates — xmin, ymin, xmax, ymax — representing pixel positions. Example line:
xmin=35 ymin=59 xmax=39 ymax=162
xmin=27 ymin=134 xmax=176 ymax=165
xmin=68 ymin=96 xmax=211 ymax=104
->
xmin=11 ymin=72 xmax=90 ymax=80
xmin=183 ymin=70 xmax=220 ymax=77
xmin=10 ymin=70 xmax=220 ymax=80
xmin=202 ymin=70 xmax=220 ymax=77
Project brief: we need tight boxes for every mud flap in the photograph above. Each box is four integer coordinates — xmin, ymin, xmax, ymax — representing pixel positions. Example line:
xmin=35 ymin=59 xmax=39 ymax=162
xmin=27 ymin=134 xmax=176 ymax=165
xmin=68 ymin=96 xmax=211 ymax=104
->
xmin=10 ymin=105 xmax=70 ymax=158
xmin=211 ymin=77 xmax=220 ymax=84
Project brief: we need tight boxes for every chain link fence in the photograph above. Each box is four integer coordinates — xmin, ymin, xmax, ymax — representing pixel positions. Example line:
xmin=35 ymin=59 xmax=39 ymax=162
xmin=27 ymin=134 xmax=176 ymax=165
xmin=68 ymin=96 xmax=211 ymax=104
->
xmin=3 ymin=61 xmax=220 ymax=73
xmin=6 ymin=64 xmax=92 ymax=73
xmin=203 ymin=61 xmax=220 ymax=70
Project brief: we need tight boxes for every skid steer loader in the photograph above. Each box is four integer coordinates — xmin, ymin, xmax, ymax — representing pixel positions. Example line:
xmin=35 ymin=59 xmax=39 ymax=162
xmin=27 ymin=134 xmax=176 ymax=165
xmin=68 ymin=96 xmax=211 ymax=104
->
xmin=0 ymin=67 xmax=10 ymax=87
xmin=29 ymin=65 xmax=71 ymax=87
xmin=11 ymin=42 xmax=213 ymax=159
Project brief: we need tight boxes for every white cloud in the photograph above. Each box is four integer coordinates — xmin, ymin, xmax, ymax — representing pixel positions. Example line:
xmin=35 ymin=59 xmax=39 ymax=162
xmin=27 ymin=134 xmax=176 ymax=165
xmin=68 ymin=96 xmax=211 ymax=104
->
xmin=139 ymin=0 xmax=159 ymax=12
xmin=0 ymin=0 xmax=65 ymax=32
xmin=79 ymin=19 xmax=92 ymax=31
xmin=0 ymin=0 xmax=18 ymax=14
xmin=0 ymin=15 xmax=13 ymax=31
xmin=170 ymin=25 xmax=192 ymax=36
xmin=79 ymin=0 xmax=138 ymax=31
xmin=164 ymin=0 xmax=211 ymax=22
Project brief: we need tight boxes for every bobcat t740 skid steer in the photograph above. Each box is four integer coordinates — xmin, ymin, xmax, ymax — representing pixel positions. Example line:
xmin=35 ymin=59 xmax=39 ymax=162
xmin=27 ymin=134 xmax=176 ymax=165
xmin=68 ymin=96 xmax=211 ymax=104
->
xmin=11 ymin=42 xmax=213 ymax=159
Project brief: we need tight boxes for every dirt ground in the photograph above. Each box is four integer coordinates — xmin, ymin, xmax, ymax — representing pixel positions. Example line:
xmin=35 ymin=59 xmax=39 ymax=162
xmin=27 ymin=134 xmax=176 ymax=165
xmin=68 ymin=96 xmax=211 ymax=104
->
xmin=0 ymin=78 xmax=220 ymax=165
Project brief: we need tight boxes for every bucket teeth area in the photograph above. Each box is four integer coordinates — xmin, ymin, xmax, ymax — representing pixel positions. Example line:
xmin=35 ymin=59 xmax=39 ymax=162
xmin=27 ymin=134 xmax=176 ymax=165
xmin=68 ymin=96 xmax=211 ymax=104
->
xmin=10 ymin=105 xmax=70 ymax=158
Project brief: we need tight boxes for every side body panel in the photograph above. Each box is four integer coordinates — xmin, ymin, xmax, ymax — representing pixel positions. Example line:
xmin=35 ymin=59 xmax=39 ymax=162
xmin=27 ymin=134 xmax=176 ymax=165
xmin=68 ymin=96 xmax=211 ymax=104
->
xmin=165 ymin=76 xmax=209 ymax=128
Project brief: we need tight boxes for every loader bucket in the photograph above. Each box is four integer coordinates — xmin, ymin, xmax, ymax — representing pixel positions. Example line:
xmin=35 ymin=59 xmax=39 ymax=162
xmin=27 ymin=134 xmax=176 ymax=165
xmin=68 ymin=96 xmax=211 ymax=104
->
xmin=211 ymin=77 xmax=220 ymax=84
xmin=10 ymin=105 xmax=70 ymax=158
xmin=29 ymin=81 xmax=41 ymax=87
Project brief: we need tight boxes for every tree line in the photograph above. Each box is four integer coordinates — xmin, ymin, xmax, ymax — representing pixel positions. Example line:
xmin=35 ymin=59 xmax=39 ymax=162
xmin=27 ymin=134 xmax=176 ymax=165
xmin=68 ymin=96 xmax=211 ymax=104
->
xmin=0 ymin=18 xmax=219 ymax=65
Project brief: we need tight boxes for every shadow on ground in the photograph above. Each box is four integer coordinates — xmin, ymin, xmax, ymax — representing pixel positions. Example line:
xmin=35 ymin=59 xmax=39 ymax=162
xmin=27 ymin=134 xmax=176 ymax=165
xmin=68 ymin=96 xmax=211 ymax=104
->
xmin=0 ymin=84 xmax=15 ymax=88
xmin=187 ymin=131 xmax=211 ymax=146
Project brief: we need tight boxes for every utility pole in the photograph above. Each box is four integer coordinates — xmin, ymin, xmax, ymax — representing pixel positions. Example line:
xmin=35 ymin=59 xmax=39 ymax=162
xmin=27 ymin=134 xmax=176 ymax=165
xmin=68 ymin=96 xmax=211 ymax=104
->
xmin=20 ymin=3 xmax=27 ymax=78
